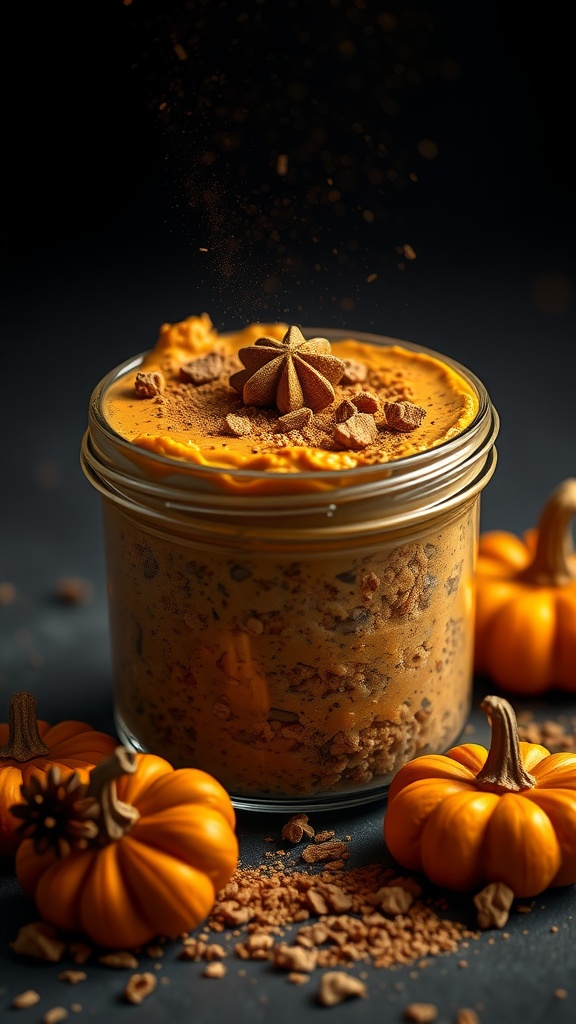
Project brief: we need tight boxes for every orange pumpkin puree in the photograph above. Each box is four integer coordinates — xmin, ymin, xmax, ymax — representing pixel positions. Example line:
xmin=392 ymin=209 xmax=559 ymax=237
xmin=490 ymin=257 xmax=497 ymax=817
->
xmin=103 ymin=313 xmax=478 ymax=476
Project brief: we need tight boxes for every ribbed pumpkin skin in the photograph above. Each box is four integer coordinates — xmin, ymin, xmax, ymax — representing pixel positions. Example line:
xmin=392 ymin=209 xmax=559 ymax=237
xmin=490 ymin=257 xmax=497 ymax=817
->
xmin=384 ymin=738 xmax=576 ymax=898
xmin=15 ymin=753 xmax=239 ymax=948
xmin=474 ymin=528 xmax=576 ymax=693
xmin=474 ymin=480 xmax=576 ymax=695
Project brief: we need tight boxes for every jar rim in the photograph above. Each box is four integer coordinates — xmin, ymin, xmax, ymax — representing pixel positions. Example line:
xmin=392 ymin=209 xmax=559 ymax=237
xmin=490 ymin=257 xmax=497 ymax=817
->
xmin=86 ymin=327 xmax=498 ymax=504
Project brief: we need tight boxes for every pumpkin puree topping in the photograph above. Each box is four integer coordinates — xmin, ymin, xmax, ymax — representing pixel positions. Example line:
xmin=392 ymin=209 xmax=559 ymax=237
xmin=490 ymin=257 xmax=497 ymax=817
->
xmin=103 ymin=313 xmax=479 ymax=474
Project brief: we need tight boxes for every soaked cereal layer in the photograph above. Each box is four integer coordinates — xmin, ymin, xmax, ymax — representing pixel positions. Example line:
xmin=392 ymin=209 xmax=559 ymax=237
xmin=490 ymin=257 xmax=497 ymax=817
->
xmin=107 ymin=497 xmax=476 ymax=800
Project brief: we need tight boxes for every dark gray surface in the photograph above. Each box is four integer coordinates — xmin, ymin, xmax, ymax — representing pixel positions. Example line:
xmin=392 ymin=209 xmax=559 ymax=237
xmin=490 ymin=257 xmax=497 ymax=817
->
xmin=1 ymin=1 xmax=576 ymax=1020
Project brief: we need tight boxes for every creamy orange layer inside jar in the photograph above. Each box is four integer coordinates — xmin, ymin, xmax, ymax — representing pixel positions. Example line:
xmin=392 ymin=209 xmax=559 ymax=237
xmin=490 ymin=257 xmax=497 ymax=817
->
xmin=83 ymin=314 xmax=499 ymax=811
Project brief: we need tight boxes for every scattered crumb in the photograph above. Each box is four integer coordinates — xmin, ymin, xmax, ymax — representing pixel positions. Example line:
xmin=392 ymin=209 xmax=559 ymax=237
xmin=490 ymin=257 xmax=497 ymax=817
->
xmin=404 ymin=1003 xmax=438 ymax=1022
xmin=12 ymin=989 xmax=41 ymax=1008
xmin=123 ymin=973 xmax=157 ymax=1004
xmin=54 ymin=577 xmax=94 ymax=605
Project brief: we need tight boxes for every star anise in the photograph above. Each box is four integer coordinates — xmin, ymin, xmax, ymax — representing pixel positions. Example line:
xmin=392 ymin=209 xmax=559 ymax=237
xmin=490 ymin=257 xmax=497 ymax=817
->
xmin=10 ymin=766 xmax=99 ymax=857
xmin=229 ymin=325 xmax=346 ymax=414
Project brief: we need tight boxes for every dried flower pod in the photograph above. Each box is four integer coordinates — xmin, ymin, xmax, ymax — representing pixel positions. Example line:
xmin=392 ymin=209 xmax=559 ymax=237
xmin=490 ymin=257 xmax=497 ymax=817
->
xmin=229 ymin=326 xmax=345 ymax=414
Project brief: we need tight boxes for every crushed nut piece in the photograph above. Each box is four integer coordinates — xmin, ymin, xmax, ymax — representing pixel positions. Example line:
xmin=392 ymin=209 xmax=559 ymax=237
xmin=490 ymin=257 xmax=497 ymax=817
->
xmin=57 ymin=970 xmax=87 ymax=984
xmin=282 ymin=813 xmax=315 ymax=843
xmin=317 ymin=971 xmax=367 ymax=1006
xmin=274 ymin=944 xmax=318 ymax=973
xmin=474 ymin=882 xmax=515 ymax=929
xmin=123 ymin=972 xmax=157 ymax=1005
xmin=135 ymin=370 xmax=165 ymax=397
xmin=384 ymin=400 xmax=426 ymax=431
xmin=11 ymin=921 xmax=66 ymax=962
xmin=404 ymin=1003 xmax=439 ymax=1022
xmin=276 ymin=407 xmax=313 ymax=432
xmin=335 ymin=399 xmax=357 ymax=422
xmin=352 ymin=390 xmax=379 ymax=413
xmin=179 ymin=352 xmax=223 ymax=385
xmin=12 ymin=990 xmax=41 ymax=1009
xmin=302 ymin=841 xmax=349 ymax=863
xmin=99 ymin=951 xmax=139 ymax=969
xmin=455 ymin=1010 xmax=482 ymax=1024
xmin=314 ymin=830 xmax=335 ymax=844
xmin=377 ymin=886 xmax=414 ymax=915
xmin=203 ymin=961 xmax=227 ymax=978
xmin=43 ymin=1009 xmax=68 ymax=1024
xmin=333 ymin=412 xmax=378 ymax=450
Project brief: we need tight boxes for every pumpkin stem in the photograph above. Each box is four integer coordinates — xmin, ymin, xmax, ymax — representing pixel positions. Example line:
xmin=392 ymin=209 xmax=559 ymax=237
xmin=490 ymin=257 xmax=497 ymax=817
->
xmin=0 ymin=692 xmax=50 ymax=761
xmin=476 ymin=695 xmax=536 ymax=792
xmin=522 ymin=478 xmax=576 ymax=586
xmin=86 ymin=746 xmax=140 ymax=843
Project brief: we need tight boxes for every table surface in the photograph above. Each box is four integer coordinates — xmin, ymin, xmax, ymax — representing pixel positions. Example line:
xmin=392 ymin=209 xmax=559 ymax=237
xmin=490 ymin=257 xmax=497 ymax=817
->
xmin=1 ymin=2 xmax=576 ymax=1020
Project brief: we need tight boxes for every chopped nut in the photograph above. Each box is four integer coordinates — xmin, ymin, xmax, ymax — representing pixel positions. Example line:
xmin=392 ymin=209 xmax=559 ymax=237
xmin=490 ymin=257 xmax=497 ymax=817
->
xmin=57 ymin=970 xmax=87 ymax=984
xmin=351 ymin=390 xmax=379 ymax=413
xmin=135 ymin=370 xmax=165 ymax=397
xmin=473 ymin=882 xmax=514 ymax=929
xmin=377 ymin=886 xmax=414 ymax=915
xmin=276 ymin=407 xmax=313 ymax=432
xmin=335 ymin=399 xmax=357 ymax=422
xmin=456 ymin=1010 xmax=482 ymax=1024
xmin=404 ymin=1003 xmax=439 ymax=1022
xmin=314 ymin=829 xmax=335 ymax=843
xmin=317 ymin=971 xmax=367 ymax=1006
xmin=123 ymin=972 xmax=157 ymax=1005
xmin=282 ymin=813 xmax=315 ymax=843
xmin=203 ymin=961 xmax=227 ymax=978
xmin=43 ymin=1009 xmax=68 ymax=1024
xmin=179 ymin=352 xmax=223 ymax=384
xmin=12 ymin=990 xmax=41 ymax=1008
xmin=225 ymin=412 xmax=252 ymax=437
xmin=274 ymin=944 xmax=318 ymax=973
xmin=99 ymin=951 xmax=140 ymax=969
xmin=384 ymin=400 xmax=426 ymax=431
xmin=302 ymin=840 xmax=348 ymax=863
xmin=333 ymin=412 xmax=378 ymax=450
xmin=11 ymin=921 xmax=66 ymax=962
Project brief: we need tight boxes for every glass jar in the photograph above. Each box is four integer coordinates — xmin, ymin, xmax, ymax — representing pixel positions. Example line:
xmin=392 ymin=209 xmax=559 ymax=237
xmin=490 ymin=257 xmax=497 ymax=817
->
xmin=81 ymin=329 xmax=499 ymax=812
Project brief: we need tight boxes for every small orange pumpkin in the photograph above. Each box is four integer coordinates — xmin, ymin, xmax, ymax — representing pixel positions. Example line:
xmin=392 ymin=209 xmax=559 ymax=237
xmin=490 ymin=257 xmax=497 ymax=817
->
xmin=0 ymin=692 xmax=117 ymax=856
xmin=474 ymin=478 xmax=576 ymax=694
xmin=384 ymin=695 xmax=576 ymax=898
xmin=13 ymin=746 xmax=239 ymax=948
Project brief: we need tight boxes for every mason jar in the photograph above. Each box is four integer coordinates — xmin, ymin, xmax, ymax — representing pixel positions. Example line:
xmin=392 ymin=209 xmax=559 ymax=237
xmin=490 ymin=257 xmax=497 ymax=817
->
xmin=81 ymin=328 xmax=499 ymax=812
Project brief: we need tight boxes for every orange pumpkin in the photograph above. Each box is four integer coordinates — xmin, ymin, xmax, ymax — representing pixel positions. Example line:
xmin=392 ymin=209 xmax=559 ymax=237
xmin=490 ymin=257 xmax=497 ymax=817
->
xmin=474 ymin=478 xmax=576 ymax=693
xmin=0 ymin=692 xmax=117 ymax=856
xmin=384 ymin=695 xmax=576 ymax=898
xmin=14 ymin=746 xmax=239 ymax=948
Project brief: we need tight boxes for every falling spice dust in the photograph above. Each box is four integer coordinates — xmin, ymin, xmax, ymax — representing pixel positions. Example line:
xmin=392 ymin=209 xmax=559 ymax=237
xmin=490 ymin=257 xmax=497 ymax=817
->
xmin=123 ymin=1 xmax=462 ymax=318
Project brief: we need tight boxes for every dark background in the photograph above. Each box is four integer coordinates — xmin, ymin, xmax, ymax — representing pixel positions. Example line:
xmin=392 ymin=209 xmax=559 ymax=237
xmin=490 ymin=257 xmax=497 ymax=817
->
xmin=1 ymin=3 xmax=575 ymax=1021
